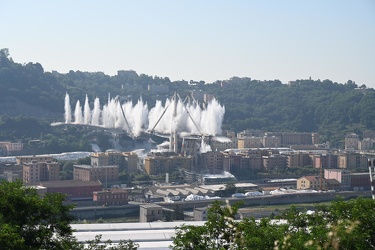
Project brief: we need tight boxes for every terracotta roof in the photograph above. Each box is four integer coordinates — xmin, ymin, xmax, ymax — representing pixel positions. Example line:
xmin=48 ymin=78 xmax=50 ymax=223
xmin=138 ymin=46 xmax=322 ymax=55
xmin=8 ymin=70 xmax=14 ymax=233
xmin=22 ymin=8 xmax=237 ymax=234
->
xmin=302 ymin=176 xmax=322 ymax=182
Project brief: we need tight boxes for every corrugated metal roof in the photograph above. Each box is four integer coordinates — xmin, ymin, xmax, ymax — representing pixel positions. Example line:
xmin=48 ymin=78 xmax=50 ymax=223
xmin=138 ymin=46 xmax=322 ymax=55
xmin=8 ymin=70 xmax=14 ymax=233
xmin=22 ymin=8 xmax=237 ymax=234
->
xmin=72 ymin=221 xmax=206 ymax=250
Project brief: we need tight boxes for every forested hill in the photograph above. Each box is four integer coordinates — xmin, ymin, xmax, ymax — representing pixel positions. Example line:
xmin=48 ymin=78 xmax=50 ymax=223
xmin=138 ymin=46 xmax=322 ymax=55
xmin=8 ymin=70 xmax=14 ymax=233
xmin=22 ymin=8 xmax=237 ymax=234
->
xmin=208 ymin=78 xmax=375 ymax=144
xmin=1 ymin=48 xmax=375 ymax=146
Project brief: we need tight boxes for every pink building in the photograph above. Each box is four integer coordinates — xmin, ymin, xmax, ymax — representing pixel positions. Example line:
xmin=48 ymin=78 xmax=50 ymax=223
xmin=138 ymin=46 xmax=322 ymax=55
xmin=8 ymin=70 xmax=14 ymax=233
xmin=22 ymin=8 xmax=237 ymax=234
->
xmin=324 ymin=169 xmax=351 ymax=190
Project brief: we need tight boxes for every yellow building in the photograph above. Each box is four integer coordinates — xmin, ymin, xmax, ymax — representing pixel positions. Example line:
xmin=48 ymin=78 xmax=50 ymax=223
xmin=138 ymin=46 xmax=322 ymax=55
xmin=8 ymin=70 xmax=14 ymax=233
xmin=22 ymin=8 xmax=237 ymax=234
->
xmin=297 ymin=176 xmax=327 ymax=190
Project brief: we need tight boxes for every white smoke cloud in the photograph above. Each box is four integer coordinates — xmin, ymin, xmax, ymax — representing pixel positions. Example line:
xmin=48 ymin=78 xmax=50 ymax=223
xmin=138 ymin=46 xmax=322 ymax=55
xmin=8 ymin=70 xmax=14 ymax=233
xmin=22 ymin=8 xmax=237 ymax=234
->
xmin=65 ymin=93 xmax=225 ymax=137
xmin=83 ymin=94 xmax=91 ymax=125
xmin=74 ymin=100 xmax=83 ymax=124
xmin=64 ymin=93 xmax=72 ymax=123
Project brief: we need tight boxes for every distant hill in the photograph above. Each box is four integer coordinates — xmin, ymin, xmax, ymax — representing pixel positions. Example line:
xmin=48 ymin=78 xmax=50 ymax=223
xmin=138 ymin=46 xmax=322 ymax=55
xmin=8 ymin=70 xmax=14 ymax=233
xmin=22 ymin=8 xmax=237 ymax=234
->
xmin=0 ymin=97 xmax=61 ymax=119
xmin=1 ymin=48 xmax=375 ymax=147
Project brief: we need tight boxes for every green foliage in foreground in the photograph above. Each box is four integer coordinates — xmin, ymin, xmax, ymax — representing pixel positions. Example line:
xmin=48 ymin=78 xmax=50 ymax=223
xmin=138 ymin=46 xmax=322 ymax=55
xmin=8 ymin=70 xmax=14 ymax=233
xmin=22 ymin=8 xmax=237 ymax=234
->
xmin=0 ymin=180 xmax=138 ymax=250
xmin=172 ymin=198 xmax=375 ymax=250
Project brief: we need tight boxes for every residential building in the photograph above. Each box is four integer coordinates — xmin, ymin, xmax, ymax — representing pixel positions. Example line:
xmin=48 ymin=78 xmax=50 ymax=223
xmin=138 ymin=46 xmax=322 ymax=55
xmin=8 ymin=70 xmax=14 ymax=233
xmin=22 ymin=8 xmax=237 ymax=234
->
xmin=91 ymin=151 xmax=138 ymax=174
xmin=338 ymin=153 xmax=368 ymax=169
xmin=210 ymin=136 xmax=236 ymax=152
xmin=297 ymin=176 xmax=327 ymax=190
xmin=262 ymin=154 xmax=287 ymax=170
xmin=200 ymin=151 xmax=224 ymax=174
xmin=237 ymin=129 xmax=264 ymax=138
xmin=223 ymin=153 xmax=243 ymax=173
xmin=345 ymin=133 xmax=359 ymax=150
xmin=238 ymin=137 xmax=262 ymax=149
xmin=358 ymin=138 xmax=375 ymax=150
xmin=144 ymin=153 xmax=192 ymax=175
xmin=262 ymin=136 xmax=281 ymax=147
xmin=324 ymin=169 xmax=351 ymax=190
xmin=73 ymin=165 xmax=119 ymax=184
xmin=248 ymin=155 xmax=263 ymax=170
xmin=123 ymin=152 xmax=139 ymax=173
xmin=311 ymin=133 xmax=320 ymax=145
xmin=0 ymin=141 xmax=23 ymax=155
xmin=23 ymin=161 xmax=60 ymax=184
xmin=311 ymin=154 xmax=338 ymax=169
xmin=91 ymin=151 xmax=124 ymax=168
xmin=286 ymin=152 xmax=311 ymax=168
xmin=16 ymin=155 xmax=55 ymax=165
xmin=266 ymin=132 xmax=317 ymax=146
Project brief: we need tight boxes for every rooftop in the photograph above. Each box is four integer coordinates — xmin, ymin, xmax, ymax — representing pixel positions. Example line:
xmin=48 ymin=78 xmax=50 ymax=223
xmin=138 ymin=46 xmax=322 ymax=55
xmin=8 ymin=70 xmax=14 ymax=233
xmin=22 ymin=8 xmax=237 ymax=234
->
xmin=74 ymin=165 xmax=118 ymax=169
xmin=37 ymin=180 xmax=102 ymax=188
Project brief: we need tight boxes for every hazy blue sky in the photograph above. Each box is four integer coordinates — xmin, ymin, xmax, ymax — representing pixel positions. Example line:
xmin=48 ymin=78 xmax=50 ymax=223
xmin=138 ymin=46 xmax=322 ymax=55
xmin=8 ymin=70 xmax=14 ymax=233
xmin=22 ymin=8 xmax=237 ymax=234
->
xmin=1 ymin=0 xmax=374 ymax=87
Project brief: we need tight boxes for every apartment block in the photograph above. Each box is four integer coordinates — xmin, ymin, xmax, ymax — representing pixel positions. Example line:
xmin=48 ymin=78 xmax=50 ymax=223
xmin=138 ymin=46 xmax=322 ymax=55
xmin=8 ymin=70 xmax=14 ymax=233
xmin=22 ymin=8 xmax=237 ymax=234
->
xmin=17 ymin=155 xmax=55 ymax=165
xmin=311 ymin=154 xmax=338 ymax=169
xmin=345 ymin=133 xmax=359 ymax=150
xmin=248 ymin=156 xmax=263 ymax=170
xmin=338 ymin=153 xmax=368 ymax=169
xmin=237 ymin=129 xmax=264 ymax=138
xmin=90 ymin=151 xmax=138 ymax=174
xmin=73 ymin=165 xmax=119 ymax=183
xmin=222 ymin=153 xmax=243 ymax=173
xmin=266 ymin=132 xmax=317 ymax=146
xmin=286 ymin=152 xmax=311 ymax=168
xmin=210 ymin=139 xmax=236 ymax=152
xmin=262 ymin=136 xmax=281 ymax=147
xmin=238 ymin=136 xmax=262 ymax=149
xmin=0 ymin=141 xmax=23 ymax=155
xmin=262 ymin=154 xmax=287 ymax=170
xmin=23 ymin=161 xmax=60 ymax=184
xmin=144 ymin=154 xmax=192 ymax=175
xmin=200 ymin=151 xmax=224 ymax=174
xmin=358 ymin=138 xmax=375 ymax=150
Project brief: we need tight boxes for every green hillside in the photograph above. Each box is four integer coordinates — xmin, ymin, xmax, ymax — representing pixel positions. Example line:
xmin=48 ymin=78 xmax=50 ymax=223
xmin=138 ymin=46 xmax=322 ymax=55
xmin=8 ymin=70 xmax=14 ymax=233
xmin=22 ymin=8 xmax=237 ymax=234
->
xmin=1 ymin=48 xmax=374 ymax=148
